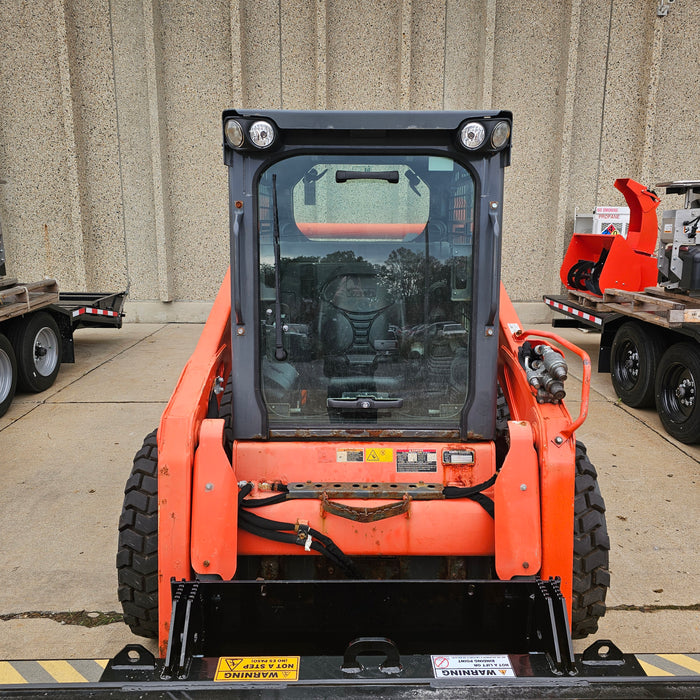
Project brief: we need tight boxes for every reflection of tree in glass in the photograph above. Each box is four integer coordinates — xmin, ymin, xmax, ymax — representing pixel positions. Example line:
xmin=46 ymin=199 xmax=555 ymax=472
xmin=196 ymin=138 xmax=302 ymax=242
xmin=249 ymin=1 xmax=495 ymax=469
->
xmin=380 ymin=248 xmax=448 ymax=325
xmin=320 ymin=251 xmax=366 ymax=264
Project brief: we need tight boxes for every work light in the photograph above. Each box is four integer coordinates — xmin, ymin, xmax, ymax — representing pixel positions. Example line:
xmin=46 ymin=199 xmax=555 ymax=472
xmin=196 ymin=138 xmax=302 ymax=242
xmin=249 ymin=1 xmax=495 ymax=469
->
xmin=224 ymin=119 xmax=244 ymax=148
xmin=249 ymin=121 xmax=276 ymax=148
xmin=491 ymin=121 xmax=511 ymax=149
xmin=459 ymin=122 xmax=486 ymax=150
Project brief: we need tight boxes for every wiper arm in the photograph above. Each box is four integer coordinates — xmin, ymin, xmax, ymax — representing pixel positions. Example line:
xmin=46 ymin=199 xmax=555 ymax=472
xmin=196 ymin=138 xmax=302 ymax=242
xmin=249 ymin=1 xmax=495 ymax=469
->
xmin=271 ymin=174 xmax=287 ymax=361
xmin=336 ymin=170 xmax=399 ymax=183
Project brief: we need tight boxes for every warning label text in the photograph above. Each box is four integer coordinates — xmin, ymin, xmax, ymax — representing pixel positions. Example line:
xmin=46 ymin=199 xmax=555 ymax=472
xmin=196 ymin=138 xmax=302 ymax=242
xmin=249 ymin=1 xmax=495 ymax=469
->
xmin=214 ymin=656 xmax=300 ymax=682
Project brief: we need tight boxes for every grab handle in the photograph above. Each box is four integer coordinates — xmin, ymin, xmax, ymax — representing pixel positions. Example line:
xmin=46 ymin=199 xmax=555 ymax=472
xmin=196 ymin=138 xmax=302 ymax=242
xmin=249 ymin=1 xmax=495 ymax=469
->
xmin=232 ymin=209 xmax=244 ymax=326
xmin=487 ymin=203 xmax=501 ymax=327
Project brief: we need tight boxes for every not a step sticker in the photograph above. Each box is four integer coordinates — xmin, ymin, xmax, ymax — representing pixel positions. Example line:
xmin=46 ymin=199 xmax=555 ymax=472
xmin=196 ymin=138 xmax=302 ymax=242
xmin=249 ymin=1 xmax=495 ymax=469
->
xmin=431 ymin=654 xmax=516 ymax=678
xmin=214 ymin=656 xmax=299 ymax=682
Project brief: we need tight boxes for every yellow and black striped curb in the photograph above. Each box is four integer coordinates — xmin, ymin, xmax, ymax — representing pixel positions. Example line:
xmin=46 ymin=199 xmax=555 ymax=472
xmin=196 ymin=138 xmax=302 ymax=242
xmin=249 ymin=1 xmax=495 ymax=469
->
xmin=0 ymin=659 xmax=107 ymax=684
xmin=636 ymin=653 xmax=700 ymax=677
xmin=0 ymin=653 xmax=698 ymax=684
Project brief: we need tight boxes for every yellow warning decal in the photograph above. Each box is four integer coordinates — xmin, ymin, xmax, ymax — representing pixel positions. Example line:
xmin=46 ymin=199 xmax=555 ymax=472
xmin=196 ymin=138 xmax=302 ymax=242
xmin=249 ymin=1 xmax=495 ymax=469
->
xmin=214 ymin=656 xmax=300 ymax=682
xmin=366 ymin=448 xmax=393 ymax=462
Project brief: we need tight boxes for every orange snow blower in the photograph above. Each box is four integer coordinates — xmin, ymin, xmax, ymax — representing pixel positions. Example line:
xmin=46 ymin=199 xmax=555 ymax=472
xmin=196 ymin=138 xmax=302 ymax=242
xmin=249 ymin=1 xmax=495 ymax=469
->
xmin=561 ymin=178 xmax=660 ymax=295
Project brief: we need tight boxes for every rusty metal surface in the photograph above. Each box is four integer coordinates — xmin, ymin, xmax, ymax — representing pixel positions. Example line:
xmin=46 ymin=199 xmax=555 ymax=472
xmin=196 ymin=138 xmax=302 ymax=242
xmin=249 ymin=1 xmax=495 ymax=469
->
xmin=320 ymin=492 xmax=412 ymax=522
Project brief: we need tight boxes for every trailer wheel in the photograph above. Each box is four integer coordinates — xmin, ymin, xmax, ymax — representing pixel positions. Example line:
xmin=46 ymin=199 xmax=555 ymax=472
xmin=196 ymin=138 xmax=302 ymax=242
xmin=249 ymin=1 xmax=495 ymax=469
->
xmin=0 ymin=333 xmax=17 ymax=418
xmin=8 ymin=311 xmax=61 ymax=392
xmin=655 ymin=342 xmax=700 ymax=444
xmin=610 ymin=321 xmax=666 ymax=408
xmin=117 ymin=429 xmax=159 ymax=638
xmin=572 ymin=441 xmax=610 ymax=639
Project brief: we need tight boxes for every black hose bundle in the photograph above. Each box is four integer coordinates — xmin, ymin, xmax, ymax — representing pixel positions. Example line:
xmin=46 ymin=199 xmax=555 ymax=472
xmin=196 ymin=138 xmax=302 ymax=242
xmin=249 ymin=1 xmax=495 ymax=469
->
xmin=238 ymin=483 xmax=360 ymax=578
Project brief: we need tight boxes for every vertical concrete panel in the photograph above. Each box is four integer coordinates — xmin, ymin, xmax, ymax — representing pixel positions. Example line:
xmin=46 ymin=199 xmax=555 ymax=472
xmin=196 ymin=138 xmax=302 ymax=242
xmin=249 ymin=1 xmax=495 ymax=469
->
xmin=646 ymin=2 xmax=700 ymax=185
xmin=0 ymin=0 xmax=86 ymax=289
xmin=108 ymin=0 xmax=160 ymax=300
xmin=568 ymin=0 xmax=612 ymax=219
xmin=491 ymin=0 xmax=571 ymax=299
xmin=326 ymin=0 xmax=402 ymax=109
xmin=158 ymin=1 xmax=231 ymax=300
xmin=229 ymin=0 xmax=244 ymax=106
xmin=63 ymin=0 xmax=128 ymax=292
xmin=409 ymin=0 xmax=446 ymax=110
xmin=443 ymin=0 xmax=490 ymax=109
xmin=240 ymin=0 xmax=282 ymax=108
xmin=595 ymin=0 xmax=655 ymax=206
xmin=280 ymin=0 xmax=318 ymax=109
xmin=549 ymin=0 xmax=582 ymax=293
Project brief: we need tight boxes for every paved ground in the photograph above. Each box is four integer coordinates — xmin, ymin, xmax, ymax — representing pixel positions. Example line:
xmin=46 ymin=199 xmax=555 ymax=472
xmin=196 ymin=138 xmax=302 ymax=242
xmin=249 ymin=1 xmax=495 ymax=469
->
xmin=0 ymin=320 xmax=697 ymax=662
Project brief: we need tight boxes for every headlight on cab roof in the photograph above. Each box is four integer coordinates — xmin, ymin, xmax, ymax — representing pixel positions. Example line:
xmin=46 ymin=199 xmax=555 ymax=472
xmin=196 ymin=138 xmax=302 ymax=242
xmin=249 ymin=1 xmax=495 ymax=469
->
xmin=457 ymin=118 xmax=511 ymax=153
xmin=491 ymin=121 xmax=511 ymax=150
xmin=249 ymin=120 xmax=276 ymax=148
xmin=460 ymin=122 xmax=486 ymax=150
xmin=224 ymin=119 xmax=244 ymax=148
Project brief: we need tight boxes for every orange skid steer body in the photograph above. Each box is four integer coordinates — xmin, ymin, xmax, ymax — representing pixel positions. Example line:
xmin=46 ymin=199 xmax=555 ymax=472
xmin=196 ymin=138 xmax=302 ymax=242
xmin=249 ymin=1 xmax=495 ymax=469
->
xmin=101 ymin=111 xmax=696 ymax=695
xmin=155 ymin=274 xmax=590 ymax=655
xmin=142 ymin=110 xmax=605 ymax=674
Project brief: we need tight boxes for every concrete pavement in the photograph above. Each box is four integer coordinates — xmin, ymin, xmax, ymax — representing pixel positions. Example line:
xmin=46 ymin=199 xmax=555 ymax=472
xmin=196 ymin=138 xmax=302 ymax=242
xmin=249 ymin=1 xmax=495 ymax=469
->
xmin=0 ymin=319 xmax=697 ymax=661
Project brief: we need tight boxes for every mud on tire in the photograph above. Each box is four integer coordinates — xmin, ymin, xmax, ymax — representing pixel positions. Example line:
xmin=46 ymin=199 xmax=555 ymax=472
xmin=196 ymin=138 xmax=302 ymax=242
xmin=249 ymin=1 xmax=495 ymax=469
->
xmin=571 ymin=441 xmax=610 ymax=638
xmin=117 ymin=429 xmax=159 ymax=638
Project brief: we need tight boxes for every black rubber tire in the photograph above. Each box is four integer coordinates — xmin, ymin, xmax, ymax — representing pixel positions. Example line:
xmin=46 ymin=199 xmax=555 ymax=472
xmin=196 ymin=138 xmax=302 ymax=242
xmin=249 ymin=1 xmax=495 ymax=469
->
xmin=655 ymin=342 xmax=700 ymax=444
xmin=117 ymin=429 xmax=159 ymax=638
xmin=610 ymin=321 xmax=666 ymax=408
xmin=0 ymin=333 xmax=18 ymax=418
xmin=571 ymin=441 xmax=610 ymax=639
xmin=7 ymin=311 xmax=62 ymax=392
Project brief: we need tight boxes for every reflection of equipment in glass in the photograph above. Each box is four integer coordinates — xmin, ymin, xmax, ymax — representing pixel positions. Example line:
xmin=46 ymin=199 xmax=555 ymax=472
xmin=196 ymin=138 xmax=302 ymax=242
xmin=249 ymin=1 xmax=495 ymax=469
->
xmin=319 ymin=268 xmax=403 ymax=420
xmin=303 ymin=167 xmax=327 ymax=205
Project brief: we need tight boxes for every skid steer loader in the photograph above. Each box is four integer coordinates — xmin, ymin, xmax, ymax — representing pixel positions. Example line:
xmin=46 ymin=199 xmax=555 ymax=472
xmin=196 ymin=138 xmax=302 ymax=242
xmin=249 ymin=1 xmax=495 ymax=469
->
xmin=108 ymin=111 xmax=695 ymax=695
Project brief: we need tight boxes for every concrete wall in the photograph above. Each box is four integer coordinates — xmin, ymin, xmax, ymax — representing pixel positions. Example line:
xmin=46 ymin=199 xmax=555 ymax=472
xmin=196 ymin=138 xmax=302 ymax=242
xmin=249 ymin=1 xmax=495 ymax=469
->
xmin=0 ymin=0 xmax=698 ymax=321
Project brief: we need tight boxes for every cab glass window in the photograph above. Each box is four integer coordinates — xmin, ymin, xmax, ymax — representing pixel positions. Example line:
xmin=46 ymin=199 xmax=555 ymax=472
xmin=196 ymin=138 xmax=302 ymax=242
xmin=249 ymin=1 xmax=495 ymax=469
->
xmin=258 ymin=154 xmax=475 ymax=427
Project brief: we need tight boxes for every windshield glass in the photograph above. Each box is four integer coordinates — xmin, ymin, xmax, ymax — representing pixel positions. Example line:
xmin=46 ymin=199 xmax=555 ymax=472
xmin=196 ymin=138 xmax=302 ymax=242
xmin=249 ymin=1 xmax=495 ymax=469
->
xmin=258 ymin=154 xmax=475 ymax=427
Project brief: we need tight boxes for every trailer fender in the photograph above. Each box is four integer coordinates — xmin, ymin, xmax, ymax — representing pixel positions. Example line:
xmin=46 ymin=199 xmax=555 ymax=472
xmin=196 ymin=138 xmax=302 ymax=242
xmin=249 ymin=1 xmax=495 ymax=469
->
xmin=495 ymin=419 xmax=541 ymax=579
xmin=190 ymin=418 xmax=238 ymax=579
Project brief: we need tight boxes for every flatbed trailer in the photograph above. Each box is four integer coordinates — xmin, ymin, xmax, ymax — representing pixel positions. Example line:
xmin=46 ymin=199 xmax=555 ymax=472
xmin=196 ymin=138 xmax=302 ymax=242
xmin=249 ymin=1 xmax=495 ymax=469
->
xmin=0 ymin=276 xmax=126 ymax=417
xmin=544 ymin=286 xmax=700 ymax=442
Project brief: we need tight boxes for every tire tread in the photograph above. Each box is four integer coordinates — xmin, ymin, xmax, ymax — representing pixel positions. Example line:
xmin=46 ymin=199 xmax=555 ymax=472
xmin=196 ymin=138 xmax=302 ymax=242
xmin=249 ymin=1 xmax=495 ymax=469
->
xmin=116 ymin=429 xmax=159 ymax=638
xmin=572 ymin=441 xmax=610 ymax=639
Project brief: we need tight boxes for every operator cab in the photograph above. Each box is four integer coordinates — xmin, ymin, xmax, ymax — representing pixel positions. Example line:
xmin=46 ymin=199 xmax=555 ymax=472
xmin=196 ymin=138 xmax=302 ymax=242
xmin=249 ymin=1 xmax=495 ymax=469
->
xmin=223 ymin=111 xmax=511 ymax=441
